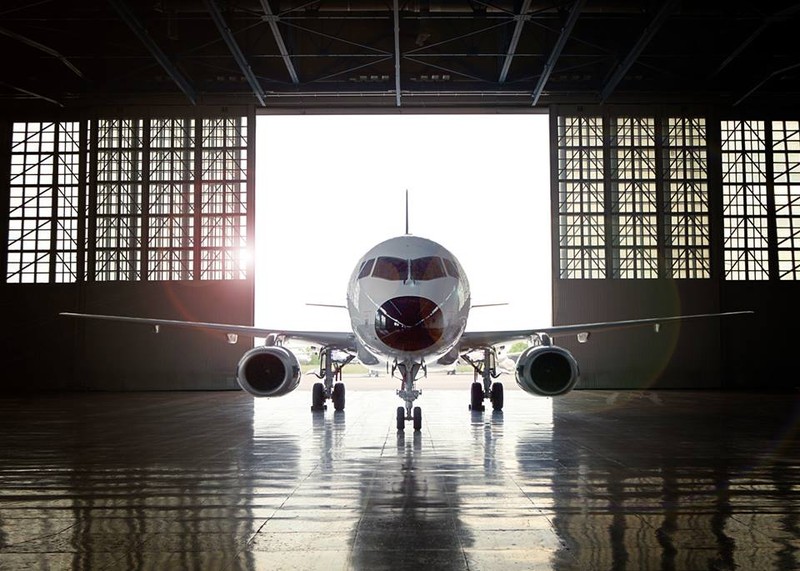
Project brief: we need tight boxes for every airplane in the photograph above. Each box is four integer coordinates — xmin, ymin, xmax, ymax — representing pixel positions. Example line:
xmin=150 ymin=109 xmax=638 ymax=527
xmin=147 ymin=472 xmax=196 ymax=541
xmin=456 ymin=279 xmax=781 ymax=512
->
xmin=61 ymin=235 xmax=752 ymax=432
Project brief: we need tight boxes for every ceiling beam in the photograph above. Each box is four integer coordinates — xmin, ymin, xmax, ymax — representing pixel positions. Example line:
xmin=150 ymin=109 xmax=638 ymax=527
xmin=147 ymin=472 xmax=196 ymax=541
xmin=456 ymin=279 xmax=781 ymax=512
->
xmin=710 ymin=3 xmax=800 ymax=79
xmin=259 ymin=0 xmax=299 ymax=84
xmin=734 ymin=60 xmax=800 ymax=107
xmin=599 ymin=0 xmax=677 ymax=103
xmin=393 ymin=0 xmax=401 ymax=107
xmin=205 ymin=0 xmax=266 ymax=106
xmin=107 ymin=0 xmax=197 ymax=105
xmin=498 ymin=0 xmax=532 ymax=84
xmin=0 ymin=26 xmax=84 ymax=79
xmin=531 ymin=0 xmax=586 ymax=106
xmin=0 ymin=81 xmax=62 ymax=107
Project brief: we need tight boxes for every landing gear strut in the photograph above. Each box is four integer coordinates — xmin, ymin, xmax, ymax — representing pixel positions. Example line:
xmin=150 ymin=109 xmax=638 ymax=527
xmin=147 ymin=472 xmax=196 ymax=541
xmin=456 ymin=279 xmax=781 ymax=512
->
xmin=463 ymin=347 xmax=504 ymax=412
xmin=310 ymin=347 xmax=354 ymax=412
xmin=394 ymin=361 xmax=423 ymax=432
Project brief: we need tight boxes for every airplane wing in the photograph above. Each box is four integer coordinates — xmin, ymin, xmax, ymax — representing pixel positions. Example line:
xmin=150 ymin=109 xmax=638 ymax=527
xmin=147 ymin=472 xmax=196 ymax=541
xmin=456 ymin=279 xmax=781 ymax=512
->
xmin=458 ymin=310 xmax=753 ymax=350
xmin=59 ymin=312 xmax=356 ymax=349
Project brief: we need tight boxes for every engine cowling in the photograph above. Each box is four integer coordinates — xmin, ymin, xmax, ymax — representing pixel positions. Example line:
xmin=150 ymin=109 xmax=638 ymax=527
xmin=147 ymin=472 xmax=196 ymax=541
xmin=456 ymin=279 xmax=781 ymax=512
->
xmin=236 ymin=346 xmax=301 ymax=397
xmin=515 ymin=345 xmax=580 ymax=397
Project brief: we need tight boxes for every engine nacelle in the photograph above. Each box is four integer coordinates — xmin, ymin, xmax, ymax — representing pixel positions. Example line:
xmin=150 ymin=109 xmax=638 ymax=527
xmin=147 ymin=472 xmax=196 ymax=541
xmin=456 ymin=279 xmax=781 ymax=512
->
xmin=236 ymin=346 xmax=301 ymax=398
xmin=515 ymin=345 xmax=580 ymax=397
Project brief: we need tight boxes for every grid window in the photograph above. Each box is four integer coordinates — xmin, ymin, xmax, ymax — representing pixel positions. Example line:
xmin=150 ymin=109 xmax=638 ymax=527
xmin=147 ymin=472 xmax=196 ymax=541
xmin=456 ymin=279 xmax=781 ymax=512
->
xmin=7 ymin=121 xmax=81 ymax=283
xmin=90 ymin=116 xmax=249 ymax=282
xmin=721 ymin=121 xmax=769 ymax=280
xmin=663 ymin=117 xmax=710 ymax=279
xmin=199 ymin=118 xmax=248 ymax=280
xmin=610 ymin=117 xmax=658 ymax=279
xmin=557 ymin=116 xmax=606 ymax=279
xmin=148 ymin=119 xmax=195 ymax=281
xmin=6 ymin=116 xmax=249 ymax=284
xmin=772 ymin=120 xmax=800 ymax=280
xmin=94 ymin=119 xmax=144 ymax=281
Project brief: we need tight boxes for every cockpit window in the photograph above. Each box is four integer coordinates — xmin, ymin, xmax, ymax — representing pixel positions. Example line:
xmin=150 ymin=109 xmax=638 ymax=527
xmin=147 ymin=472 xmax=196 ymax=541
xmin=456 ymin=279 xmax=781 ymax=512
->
xmin=411 ymin=256 xmax=447 ymax=281
xmin=372 ymin=257 xmax=408 ymax=281
xmin=357 ymin=258 xmax=375 ymax=279
xmin=442 ymin=257 xmax=460 ymax=279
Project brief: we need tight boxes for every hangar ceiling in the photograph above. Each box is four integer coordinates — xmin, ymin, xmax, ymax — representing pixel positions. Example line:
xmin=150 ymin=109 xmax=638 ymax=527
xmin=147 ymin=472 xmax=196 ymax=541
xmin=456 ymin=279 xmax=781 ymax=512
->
xmin=1 ymin=0 xmax=799 ymax=112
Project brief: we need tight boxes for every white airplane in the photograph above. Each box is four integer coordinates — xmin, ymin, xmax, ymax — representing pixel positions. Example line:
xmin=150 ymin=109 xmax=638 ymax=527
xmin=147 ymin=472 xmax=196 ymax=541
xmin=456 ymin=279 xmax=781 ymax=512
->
xmin=62 ymin=233 xmax=752 ymax=432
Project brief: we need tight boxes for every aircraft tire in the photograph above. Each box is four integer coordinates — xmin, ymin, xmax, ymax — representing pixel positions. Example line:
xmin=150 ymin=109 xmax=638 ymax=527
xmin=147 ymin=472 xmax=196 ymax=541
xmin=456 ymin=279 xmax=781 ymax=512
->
xmin=470 ymin=382 xmax=485 ymax=412
xmin=396 ymin=406 xmax=405 ymax=431
xmin=490 ymin=382 xmax=504 ymax=411
xmin=413 ymin=406 xmax=422 ymax=431
xmin=332 ymin=383 xmax=345 ymax=411
xmin=311 ymin=382 xmax=325 ymax=411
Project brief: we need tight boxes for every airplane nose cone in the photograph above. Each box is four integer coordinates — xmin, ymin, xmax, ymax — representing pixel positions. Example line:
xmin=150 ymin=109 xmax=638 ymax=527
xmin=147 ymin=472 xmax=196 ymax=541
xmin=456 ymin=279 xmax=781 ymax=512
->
xmin=375 ymin=296 xmax=444 ymax=352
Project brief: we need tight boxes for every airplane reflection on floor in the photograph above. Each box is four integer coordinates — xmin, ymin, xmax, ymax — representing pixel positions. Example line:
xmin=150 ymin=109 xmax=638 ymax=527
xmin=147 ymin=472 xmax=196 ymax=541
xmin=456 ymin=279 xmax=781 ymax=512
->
xmin=0 ymin=380 xmax=798 ymax=569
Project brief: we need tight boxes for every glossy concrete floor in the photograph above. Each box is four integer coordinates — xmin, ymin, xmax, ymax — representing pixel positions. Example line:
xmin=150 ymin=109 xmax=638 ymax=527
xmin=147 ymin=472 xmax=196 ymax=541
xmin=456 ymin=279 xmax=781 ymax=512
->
xmin=1 ymin=375 xmax=799 ymax=571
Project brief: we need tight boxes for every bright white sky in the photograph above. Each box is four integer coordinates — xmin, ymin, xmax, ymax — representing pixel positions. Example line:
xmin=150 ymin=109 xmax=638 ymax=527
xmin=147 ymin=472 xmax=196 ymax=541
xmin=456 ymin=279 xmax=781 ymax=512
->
xmin=254 ymin=114 xmax=552 ymax=333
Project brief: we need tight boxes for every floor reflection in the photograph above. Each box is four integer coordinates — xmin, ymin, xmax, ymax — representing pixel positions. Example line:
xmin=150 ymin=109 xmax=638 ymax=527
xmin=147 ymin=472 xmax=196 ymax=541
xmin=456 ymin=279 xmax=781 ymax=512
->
xmin=347 ymin=421 xmax=473 ymax=570
xmin=523 ymin=391 xmax=800 ymax=570
xmin=1 ymin=385 xmax=799 ymax=569
xmin=0 ymin=393 xmax=303 ymax=570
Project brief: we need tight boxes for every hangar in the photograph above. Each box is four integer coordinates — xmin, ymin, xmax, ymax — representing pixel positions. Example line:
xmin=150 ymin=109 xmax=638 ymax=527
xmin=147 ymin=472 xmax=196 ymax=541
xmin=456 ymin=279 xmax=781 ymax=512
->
xmin=1 ymin=1 xmax=799 ymax=569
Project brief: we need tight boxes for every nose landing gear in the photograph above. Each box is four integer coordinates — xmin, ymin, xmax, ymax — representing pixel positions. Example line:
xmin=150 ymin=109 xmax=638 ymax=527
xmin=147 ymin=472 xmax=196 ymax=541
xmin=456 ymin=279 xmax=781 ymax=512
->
xmin=395 ymin=361 xmax=423 ymax=431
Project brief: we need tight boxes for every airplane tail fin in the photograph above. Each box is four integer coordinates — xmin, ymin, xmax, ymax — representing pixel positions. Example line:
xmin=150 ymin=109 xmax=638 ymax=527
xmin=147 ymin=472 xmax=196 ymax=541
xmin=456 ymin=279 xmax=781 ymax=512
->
xmin=405 ymin=189 xmax=409 ymax=235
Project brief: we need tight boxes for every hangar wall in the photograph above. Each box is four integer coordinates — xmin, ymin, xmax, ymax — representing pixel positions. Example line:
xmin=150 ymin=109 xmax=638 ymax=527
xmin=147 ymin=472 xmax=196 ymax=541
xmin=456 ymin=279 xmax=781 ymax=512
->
xmin=0 ymin=107 xmax=256 ymax=391
xmin=551 ymin=107 xmax=798 ymax=390
xmin=2 ymin=104 xmax=795 ymax=392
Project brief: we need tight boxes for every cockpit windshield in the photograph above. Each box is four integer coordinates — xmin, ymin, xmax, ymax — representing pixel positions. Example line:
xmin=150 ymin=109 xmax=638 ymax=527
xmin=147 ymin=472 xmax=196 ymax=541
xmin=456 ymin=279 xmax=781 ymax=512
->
xmin=410 ymin=256 xmax=447 ymax=281
xmin=366 ymin=255 xmax=456 ymax=282
xmin=357 ymin=258 xmax=375 ymax=279
xmin=372 ymin=257 xmax=408 ymax=281
xmin=442 ymin=257 xmax=459 ymax=279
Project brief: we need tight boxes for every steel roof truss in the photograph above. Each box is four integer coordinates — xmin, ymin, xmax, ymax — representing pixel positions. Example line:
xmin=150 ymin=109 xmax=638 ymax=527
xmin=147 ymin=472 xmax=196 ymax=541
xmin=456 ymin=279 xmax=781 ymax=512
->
xmin=498 ymin=0 xmax=532 ymax=84
xmin=205 ymin=0 xmax=266 ymax=106
xmin=531 ymin=0 xmax=586 ymax=105
xmin=259 ymin=0 xmax=300 ymax=84
xmin=107 ymin=0 xmax=198 ymax=105
xmin=599 ymin=0 xmax=677 ymax=103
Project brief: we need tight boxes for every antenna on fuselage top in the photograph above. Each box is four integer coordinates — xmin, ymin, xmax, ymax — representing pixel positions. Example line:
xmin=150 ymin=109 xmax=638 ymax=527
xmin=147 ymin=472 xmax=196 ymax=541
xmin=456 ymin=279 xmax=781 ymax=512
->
xmin=405 ymin=189 xmax=409 ymax=235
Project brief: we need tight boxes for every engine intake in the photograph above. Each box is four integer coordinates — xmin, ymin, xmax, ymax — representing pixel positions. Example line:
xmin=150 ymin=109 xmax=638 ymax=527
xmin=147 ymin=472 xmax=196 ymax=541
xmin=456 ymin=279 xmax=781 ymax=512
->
xmin=515 ymin=345 xmax=579 ymax=397
xmin=236 ymin=346 xmax=301 ymax=397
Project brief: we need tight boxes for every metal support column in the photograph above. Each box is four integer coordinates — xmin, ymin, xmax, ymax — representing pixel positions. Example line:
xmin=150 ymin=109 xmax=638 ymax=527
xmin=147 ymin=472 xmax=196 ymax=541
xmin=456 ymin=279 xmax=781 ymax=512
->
xmin=654 ymin=115 xmax=666 ymax=278
xmin=141 ymin=119 xmax=151 ymax=280
xmin=765 ymin=122 xmax=778 ymax=281
xmin=0 ymin=118 xmax=10 ymax=283
xmin=393 ymin=0 xmax=402 ymax=107
xmin=87 ymin=119 xmax=99 ymax=282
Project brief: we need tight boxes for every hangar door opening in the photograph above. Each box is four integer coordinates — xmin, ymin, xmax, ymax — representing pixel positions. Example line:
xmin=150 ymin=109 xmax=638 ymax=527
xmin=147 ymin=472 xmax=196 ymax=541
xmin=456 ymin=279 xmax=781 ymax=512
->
xmin=254 ymin=114 xmax=552 ymax=334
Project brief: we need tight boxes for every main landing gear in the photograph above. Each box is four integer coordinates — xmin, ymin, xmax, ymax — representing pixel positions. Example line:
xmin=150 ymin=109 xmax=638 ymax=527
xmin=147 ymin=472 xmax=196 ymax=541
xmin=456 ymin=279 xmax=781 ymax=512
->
xmin=311 ymin=347 xmax=354 ymax=412
xmin=463 ymin=347 xmax=504 ymax=412
xmin=395 ymin=361 xmax=423 ymax=432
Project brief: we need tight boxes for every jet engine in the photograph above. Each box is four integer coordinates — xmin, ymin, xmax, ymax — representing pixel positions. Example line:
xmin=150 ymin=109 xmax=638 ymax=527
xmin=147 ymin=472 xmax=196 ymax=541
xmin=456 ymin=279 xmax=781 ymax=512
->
xmin=236 ymin=346 xmax=301 ymax=398
xmin=515 ymin=345 xmax=579 ymax=397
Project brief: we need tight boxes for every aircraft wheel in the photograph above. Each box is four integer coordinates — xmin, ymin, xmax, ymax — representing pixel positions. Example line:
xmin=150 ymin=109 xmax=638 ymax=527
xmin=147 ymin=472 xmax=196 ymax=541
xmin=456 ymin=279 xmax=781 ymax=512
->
xmin=311 ymin=382 xmax=325 ymax=412
xmin=470 ymin=382 xmax=485 ymax=412
xmin=396 ymin=406 xmax=406 ymax=431
xmin=332 ymin=383 xmax=345 ymax=411
xmin=490 ymin=382 xmax=504 ymax=411
xmin=413 ymin=407 xmax=422 ymax=432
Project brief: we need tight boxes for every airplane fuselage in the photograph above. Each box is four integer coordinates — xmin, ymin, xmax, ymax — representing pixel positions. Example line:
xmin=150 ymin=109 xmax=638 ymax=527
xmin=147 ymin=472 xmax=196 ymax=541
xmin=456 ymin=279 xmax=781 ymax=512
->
xmin=346 ymin=236 xmax=471 ymax=368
